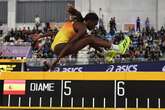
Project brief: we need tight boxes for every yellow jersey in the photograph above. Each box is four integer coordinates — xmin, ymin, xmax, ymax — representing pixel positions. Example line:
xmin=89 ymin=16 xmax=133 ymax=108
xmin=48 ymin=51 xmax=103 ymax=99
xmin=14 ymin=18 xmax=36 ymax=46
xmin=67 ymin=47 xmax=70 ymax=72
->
xmin=51 ymin=21 xmax=76 ymax=50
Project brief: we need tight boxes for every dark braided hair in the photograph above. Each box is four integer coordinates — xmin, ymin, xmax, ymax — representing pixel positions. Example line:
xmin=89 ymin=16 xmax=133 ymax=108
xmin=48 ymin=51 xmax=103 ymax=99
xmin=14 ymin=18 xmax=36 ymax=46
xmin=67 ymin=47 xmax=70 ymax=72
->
xmin=68 ymin=7 xmax=84 ymax=22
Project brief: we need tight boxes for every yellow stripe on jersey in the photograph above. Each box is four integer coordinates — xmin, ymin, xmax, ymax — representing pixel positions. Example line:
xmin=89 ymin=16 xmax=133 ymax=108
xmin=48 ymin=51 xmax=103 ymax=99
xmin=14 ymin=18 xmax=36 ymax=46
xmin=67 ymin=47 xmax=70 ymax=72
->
xmin=51 ymin=21 xmax=76 ymax=50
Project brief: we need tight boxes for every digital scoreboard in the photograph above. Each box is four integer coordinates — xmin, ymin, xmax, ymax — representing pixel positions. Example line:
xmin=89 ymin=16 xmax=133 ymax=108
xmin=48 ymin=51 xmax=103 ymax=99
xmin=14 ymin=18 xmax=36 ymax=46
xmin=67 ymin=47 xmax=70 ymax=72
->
xmin=0 ymin=59 xmax=26 ymax=72
xmin=0 ymin=72 xmax=165 ymax=109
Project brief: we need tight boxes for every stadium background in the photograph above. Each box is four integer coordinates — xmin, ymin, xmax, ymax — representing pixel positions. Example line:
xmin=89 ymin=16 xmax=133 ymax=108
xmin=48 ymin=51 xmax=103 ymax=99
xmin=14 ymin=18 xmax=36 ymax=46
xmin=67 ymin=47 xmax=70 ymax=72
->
xmin=0 ymin=0 xmax=165 ymax=30
xmin=0 ymin=0 xmax=165 ymax=109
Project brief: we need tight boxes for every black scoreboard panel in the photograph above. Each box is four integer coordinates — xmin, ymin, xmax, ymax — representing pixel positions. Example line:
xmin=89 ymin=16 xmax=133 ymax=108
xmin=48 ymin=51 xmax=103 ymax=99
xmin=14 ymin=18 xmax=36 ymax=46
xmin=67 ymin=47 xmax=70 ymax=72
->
xmin=1 ymin=80 xmax=165 ymax=108
xmin=0 ymin=80 xmax=3 ymax=106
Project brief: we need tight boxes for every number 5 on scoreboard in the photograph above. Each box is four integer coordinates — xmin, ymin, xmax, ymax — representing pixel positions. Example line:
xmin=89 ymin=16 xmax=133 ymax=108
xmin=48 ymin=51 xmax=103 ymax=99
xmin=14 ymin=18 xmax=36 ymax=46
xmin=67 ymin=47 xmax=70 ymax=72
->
xmin=64 ymin=81 xmax=72 ymax=96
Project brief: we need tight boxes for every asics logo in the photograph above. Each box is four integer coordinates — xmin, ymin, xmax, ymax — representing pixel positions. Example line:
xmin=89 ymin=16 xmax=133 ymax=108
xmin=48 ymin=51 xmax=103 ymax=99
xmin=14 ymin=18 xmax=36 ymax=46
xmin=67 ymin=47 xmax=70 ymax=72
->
xmin=162 ymin=65 xmax=165 ymax=72
xmin=106 ymin=65 xmax=115 ymax=72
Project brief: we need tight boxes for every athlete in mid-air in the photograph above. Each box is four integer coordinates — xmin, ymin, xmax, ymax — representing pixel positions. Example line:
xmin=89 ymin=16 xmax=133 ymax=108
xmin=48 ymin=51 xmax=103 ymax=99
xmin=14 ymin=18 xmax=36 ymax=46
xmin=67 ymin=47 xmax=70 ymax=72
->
xmin=50 ymin=6 xmax=131 ymax=70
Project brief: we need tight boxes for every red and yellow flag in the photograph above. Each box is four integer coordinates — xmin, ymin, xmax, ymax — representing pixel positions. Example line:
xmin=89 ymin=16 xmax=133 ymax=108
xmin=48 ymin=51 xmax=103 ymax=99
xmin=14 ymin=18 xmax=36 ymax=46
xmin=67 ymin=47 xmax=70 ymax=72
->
xmin=3 ymin=80 xmax=25 ymax=95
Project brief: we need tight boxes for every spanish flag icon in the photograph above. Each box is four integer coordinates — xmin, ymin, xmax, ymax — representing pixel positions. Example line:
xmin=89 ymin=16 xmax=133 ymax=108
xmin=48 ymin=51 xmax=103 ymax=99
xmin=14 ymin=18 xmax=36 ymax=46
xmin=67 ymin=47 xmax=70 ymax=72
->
xmin=3 ymin=80 xmax=25 ymax=95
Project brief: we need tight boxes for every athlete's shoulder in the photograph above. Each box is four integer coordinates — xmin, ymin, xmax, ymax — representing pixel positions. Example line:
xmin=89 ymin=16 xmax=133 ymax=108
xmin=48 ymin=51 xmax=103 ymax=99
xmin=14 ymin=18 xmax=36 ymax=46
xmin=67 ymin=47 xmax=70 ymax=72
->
xmin=73 ymin=21 xmax=87 ymax=32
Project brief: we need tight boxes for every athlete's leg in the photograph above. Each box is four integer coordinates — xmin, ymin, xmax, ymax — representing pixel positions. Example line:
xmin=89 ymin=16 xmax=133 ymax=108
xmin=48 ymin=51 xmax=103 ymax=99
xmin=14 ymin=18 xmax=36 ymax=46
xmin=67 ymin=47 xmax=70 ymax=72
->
xmin=51 ymin=35 xmax=130 ymax=70
xmin=67 ymin=35 xmax=112 ymax=54
xmin=66 ymin=35 xmax=131 ymax=55
xmin=50 ymin=35 xmax=112 ymax=70
xmin=53 ymin=43 xmax=66 ymax=55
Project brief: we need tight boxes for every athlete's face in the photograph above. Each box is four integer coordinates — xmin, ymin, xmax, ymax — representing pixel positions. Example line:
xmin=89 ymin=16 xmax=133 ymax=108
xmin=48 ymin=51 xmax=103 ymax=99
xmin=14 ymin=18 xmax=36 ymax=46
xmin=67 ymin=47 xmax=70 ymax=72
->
xmin=86 ymin=20 xmax=98 ymax=30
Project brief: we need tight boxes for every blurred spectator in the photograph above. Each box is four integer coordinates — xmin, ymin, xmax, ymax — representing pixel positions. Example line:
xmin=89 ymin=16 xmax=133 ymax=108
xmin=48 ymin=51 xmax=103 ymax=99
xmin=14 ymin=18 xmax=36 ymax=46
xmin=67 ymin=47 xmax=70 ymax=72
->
xmin=44 ymin=22 xmax=51 ymax=32
xmin=159 ymin=26 xmax=165 ymax=36
xmin=136 ymin=17 xmax=141 ymax=32
xmin=113 ymin=17 xmax=117 ymax=31
xmin=0 ymin=26 xmax=3 ymax=36
xmin=98 ymin=8 xmax=104 ymax=29
xmin=145 ymin=17 xmax=150 ymax=30
xmin=160 ymin=38 xmax=165 ymax=54
xmin=109 ymin=17 xmax=117 ymax=35
xmin=42 ymin=60 xmax=50 ymax=71
xmin=34 ymin=15 xmax=41 ymax=30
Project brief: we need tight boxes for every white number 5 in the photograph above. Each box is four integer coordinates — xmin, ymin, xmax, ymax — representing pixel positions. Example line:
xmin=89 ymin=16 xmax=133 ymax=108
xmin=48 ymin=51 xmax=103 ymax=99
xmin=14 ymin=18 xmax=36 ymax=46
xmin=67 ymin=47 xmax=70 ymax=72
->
xmin=64 ymin=81 xmax=71 ymax=96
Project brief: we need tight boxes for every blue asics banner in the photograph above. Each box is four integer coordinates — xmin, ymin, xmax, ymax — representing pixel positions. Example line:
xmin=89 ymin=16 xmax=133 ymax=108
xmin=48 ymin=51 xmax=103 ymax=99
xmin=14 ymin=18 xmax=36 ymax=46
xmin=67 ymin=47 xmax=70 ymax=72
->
xmin=27 ymin=61 xmax=165 ymax=72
